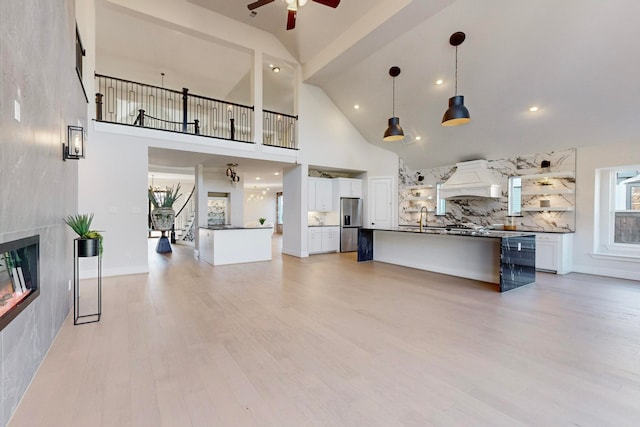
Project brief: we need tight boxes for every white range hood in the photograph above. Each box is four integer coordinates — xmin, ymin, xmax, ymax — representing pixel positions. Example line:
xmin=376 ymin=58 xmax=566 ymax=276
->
xmin=440 ymin=160 xmax=503 ymax=199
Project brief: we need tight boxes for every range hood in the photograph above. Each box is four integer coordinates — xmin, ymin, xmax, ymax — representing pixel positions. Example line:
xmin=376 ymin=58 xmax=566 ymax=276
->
xmin=440 ymin=160 xmax=502 ymax=199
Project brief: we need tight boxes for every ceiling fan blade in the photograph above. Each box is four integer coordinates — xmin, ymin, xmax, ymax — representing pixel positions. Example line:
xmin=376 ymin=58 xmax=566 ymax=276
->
xmin=286 ymin=9 xmax=297 ymax=30
xmin=247 ymin=0 xmax=275 ymax=11
xmin=312 ymin=0 xmax=340 ymax=8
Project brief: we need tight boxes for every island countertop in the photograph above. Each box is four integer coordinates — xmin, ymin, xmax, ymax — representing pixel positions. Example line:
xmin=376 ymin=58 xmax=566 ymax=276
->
xmin=200 ymin=225 xmax=272 ymax=230
xmin=199 ymin=226 xmax=273 ymax=266
xmin=363 ymin=226 xmax=535 ymax=239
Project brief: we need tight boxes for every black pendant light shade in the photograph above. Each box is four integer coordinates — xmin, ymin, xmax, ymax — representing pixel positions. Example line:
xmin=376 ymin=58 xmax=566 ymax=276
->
xmin=442 ymin=31 xmax=470 ymax=126
xmin=442 ymin=95 xmax=470 ymax=126
xmin=384 ymin=117 xmax=404 ymax=141
xmin=383 ymin=66 xmax=404 ymax=141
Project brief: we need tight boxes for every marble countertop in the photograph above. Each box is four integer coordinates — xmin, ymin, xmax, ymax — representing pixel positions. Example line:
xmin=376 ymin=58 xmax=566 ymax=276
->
xmin=362 ymin=226 xmax=535 ymax=239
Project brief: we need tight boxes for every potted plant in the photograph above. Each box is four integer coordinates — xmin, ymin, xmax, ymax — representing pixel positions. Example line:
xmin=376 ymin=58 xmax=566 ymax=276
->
xmin=258 ymin=217 xmax=266 ymax=225
xmin=148 ymin=183 xmax=182 ymax=232
xmin=64 ymin=213 xmax=103 ymax=257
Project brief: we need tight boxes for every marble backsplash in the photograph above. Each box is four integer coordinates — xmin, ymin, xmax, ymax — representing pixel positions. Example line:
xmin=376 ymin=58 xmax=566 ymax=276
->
xmin=399 ymin=148 xmax=576 ymax=232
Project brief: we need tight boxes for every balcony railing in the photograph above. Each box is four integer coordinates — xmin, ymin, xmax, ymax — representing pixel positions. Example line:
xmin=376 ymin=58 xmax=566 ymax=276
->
xmin=95 ymin=74 xmax=254 ymax=143
xmin=95 ymin=74 xmax=299 ymax=149
xmin=263 ymin=109 xmax=298 ymax=150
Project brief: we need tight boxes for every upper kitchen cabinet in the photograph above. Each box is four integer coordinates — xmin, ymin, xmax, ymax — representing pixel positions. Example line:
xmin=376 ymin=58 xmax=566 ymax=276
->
xmin=334 ymin=178 xmax=363 ymax=198
xmin=308 ymin=177 xmax=333 ymax=211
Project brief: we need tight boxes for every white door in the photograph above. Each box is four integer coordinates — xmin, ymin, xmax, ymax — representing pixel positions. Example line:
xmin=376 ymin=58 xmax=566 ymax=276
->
xmin=369 ymin=177 xmax=393 ymax=229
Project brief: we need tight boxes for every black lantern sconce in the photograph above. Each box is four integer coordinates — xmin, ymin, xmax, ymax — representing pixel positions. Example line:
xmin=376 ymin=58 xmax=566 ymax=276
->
xmin=226 ymin=163 xmax=240 ymax=183
xmin=63 ymin=125 xmax=85 ymax=160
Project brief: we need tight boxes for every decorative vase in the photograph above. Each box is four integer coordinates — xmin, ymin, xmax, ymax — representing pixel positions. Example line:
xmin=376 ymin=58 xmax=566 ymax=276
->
xmin=151 ymin=207 xmax=175 ymax=231
xmin=77 ymin=238 xmax=99 ymax=257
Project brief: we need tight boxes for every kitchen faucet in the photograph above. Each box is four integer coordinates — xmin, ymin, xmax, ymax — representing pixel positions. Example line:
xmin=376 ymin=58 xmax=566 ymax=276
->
xmin=419 ymin=206 xmax=428 ymax=232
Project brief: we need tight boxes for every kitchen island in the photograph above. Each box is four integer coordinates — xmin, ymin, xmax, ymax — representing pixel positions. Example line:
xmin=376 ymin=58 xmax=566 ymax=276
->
xmin=358 ymin=227 xmax=535 ymax=292
xmin=199 ymin=225 xmax=273 ymax=266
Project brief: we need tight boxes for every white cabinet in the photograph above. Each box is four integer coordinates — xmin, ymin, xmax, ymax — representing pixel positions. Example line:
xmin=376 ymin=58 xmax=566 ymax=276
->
xmin=308 ymin=228 xmax=323 ymax=253
xmin=308 ymin=177 xmax=333 ymax=212
xmin=533 ymin=233 xmax=573 ymax=274
xmin=321 ymin=227 xmax=340 ymax=252
xmin=308 ymin=226 xmax=340 ymax=254
xmin=334 ymin=178 xmax=363 ymax=198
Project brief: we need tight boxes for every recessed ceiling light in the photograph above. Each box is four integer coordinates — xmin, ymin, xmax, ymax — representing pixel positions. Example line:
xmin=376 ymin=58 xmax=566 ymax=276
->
xmin=436 ymin=79 xmax=444 ymax=85
xmin=415 ymin=136 xmax=422 ymax=141
xmin=354 ymin=104 xmax=360 ymax=109
xmin=272 ymin=66 xmax=280 ymax=73
xmin=529 ymin=106 xmax=540 ymax=112
xmin=256 ymin=177 xmax=261 ymax=180
xmin=274 ymin=172 xmax=279 ymax=175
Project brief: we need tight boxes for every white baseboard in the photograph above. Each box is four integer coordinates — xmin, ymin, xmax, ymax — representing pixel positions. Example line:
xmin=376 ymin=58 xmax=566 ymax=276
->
xmin=282 ymin=247 xmax=306 ymax=258
xmin=572 ymin=264 xmax=640 ymax=281
xmin=79 ymin=264 xmax=149 ymax=279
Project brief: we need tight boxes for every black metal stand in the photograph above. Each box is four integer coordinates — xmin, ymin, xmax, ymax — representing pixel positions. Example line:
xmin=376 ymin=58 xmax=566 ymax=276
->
xmin=73 ymin=238 xmax=102 ymax=325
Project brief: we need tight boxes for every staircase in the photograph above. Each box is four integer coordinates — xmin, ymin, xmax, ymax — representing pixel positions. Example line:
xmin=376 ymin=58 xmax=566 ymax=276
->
xmin=174 ymin=186 xmax=196 ymax=246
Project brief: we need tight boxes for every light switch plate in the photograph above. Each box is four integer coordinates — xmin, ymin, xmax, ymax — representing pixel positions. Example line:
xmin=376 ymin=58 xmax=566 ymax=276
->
xmin=14 ymin=100 xmax=20 ymax=122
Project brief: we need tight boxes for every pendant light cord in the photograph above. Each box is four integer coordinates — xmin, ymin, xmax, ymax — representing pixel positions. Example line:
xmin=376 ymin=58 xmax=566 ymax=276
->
xmin=454 ymin=45 xmax=458 ymax=96
xmin=392 ymin=76 xmax=396 ymax=117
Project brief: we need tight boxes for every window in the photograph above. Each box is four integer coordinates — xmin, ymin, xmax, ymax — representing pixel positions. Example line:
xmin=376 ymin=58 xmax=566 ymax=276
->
xmin=276 ymin=192 xmax=283 ymax=225
xmin=75 ymin=24 xmax=85 ymax=80
xmin=613 ymin=170 xmax=640 ymax=244
xmin=435 ymin=183 xmax=446 ymax=216
xmin=508 ymin=176 xmax=522 ymax=216
xmin=594 ymin=166 xmax=640 ymax=259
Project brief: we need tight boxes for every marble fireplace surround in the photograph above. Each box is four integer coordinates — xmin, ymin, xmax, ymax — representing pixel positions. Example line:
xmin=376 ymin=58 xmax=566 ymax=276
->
xmin=399 ymin=148 xmax=577 ymax=233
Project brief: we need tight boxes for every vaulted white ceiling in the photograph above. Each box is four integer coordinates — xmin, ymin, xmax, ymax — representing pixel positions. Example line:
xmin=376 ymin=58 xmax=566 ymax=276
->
xmin=100 ymin=0 xmax=640 ymax=173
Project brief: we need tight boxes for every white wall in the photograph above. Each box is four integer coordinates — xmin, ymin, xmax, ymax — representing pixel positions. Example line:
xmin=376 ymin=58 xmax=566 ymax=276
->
xmin=78 ymin=131 xmax=149 ymax=277
xmin=106 ymin=0 xmax=296 ymax=63
xmin=283 ymin=165 xmax=308 ymax=257
xmin=243 ymin=190 xmax=277 ymax=226
xmin=199 ymin=169 xmax=244 ymax=226
xmin=573 ymin=141 xmax=640 ymax=280
xmin=298 ymin=83 xmax=398 ymax=177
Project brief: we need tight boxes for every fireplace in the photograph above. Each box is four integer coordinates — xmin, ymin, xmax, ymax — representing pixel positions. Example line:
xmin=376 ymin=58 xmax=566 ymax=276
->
xmin=0 ymin=235 xmax=40 ymax=331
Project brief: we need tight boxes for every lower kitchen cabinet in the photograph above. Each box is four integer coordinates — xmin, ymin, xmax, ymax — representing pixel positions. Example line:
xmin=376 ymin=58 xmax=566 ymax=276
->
xmin=533 ymin=233 xmax=573 ymax=274
xmin=308 ymin=226 xmax=340 ymax=254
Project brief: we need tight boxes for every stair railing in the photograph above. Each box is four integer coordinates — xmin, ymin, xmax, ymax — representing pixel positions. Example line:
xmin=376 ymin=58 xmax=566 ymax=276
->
xmin=174 ymin=186 xmax=196 ymax=243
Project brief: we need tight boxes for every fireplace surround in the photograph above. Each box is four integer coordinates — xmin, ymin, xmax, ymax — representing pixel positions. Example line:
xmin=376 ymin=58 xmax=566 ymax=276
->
xmin=0 ymin=235 xmax=40 ymax=331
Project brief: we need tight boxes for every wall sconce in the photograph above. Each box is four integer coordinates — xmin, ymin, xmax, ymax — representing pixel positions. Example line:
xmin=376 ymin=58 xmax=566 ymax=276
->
xmin=63 ymin=125 xmax=84 ymax=160
xmin=225 ymin=163 xmax=240 ymax=183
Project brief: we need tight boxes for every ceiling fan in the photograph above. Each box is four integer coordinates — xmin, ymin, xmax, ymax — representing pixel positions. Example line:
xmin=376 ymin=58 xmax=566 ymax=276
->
xmin=247 ymin=0 xmax=341 ymax=30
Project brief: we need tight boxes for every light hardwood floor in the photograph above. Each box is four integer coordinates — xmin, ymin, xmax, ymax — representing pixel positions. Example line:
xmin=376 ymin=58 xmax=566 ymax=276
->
xmin=8 ymin=237 xmax=640 ymax=426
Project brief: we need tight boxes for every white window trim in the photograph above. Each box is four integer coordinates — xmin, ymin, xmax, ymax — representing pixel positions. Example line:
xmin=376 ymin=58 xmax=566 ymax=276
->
xmin=593 ymin=166 xmax=640 ymax=262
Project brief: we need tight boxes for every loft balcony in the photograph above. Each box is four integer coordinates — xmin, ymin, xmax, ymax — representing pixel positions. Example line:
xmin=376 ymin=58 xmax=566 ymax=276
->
xmin=94 ymin=74 xmax=298 ymax=150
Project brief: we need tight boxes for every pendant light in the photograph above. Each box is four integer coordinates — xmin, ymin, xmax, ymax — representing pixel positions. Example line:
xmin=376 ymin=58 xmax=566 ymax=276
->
xmin=383 ymin=66 xmax=404 ymax=141
xmin=442 ymin=31 xmax=471 ymax=126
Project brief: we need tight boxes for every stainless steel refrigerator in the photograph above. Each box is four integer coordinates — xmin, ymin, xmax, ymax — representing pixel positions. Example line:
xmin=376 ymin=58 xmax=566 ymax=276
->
xmin=340 ymin=198 xmax=363 ymax=252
